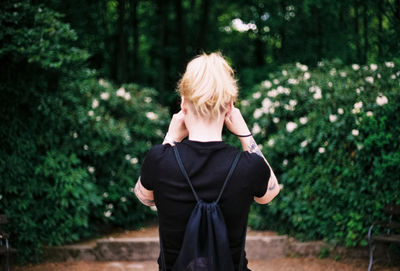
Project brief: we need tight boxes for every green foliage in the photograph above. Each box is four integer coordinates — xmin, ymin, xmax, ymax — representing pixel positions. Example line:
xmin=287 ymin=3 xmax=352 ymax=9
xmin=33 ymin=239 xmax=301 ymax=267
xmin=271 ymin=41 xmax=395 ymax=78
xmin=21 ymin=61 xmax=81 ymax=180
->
xmin=244 ymin=60 xmax=400 ymax=247
xmin=0 ymin=1 xmax=168 ymax=263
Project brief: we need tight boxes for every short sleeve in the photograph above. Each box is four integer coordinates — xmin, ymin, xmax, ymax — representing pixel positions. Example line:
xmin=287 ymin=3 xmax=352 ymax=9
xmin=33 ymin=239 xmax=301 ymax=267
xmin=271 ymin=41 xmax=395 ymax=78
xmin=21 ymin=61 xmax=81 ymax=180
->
xmin=249 ymin=154 xmax=271 ymax=198
xmin=140 ymin=145 xmax=165 ymax=190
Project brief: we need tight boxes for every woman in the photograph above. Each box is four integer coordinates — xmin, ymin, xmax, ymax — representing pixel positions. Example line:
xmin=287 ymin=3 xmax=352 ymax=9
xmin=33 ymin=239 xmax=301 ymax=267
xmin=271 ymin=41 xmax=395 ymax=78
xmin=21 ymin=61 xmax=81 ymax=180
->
xmin=135 ymin=51 xmax=280 ymax=270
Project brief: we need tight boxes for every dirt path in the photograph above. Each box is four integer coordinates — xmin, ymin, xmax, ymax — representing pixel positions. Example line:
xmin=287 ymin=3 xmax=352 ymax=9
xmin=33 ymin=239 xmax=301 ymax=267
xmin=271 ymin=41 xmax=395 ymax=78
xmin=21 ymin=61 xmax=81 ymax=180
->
xmin=14 ymin=258 xmax=400 ymax=271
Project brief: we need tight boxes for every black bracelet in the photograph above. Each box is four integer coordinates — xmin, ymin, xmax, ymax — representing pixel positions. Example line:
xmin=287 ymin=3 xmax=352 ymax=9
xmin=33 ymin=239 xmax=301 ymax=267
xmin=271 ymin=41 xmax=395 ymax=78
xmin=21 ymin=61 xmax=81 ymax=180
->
xmin=230 ymin=131 xmax=253 ymax=137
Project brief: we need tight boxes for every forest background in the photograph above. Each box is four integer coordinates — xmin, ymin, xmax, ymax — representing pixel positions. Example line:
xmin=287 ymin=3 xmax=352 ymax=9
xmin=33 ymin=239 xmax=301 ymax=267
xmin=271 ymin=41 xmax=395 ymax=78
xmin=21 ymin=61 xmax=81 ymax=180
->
xmin=1 ymin=0 xmax=399 ymax=262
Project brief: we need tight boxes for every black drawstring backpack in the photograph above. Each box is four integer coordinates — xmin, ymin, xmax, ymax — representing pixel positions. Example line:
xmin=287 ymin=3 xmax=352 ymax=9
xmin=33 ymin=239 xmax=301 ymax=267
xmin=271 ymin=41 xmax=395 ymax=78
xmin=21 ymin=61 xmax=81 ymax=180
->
xmin=159 ymin=145 xmax=245 ymax=271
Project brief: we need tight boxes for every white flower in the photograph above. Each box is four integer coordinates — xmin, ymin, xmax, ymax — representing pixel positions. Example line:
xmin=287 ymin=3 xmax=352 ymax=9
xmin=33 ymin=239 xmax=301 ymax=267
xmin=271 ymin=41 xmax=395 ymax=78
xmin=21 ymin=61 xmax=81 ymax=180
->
xmin=106 ymin=203 xmax=113 ymax=209
xmin=121 ymin=197 xmax=127 ymax=202
xmin=286 ymin=122 xmax=298 ymax=133
xmin=125 ymin=154 xmax=131 ymax=160
xmin=144 ymin=97 xmax=152 ymax=103
xmin=282 ymin=70 xmax=288 ymax=76
xmin=83 ymin=145 xmax=89 ymax=150
xmin=100 ymin=92 xmax=110 ymax=100
xmin=73 ymin=132 xmax=78 ymax=139
xmin=365 ymin=76 xmax=374 ymax=84
xmin=273 ymin=79 xmax=280 ymax=84
xmin=262 ymin=97 xmax=273 ymax=110
xmin=352 ymin=129 xmax=359 ymax=136
xmin=96 ymin=116 xmax=101 ymax=121
xmin=296 ymin=62 xmax=308 ymax=71
xmin=267 ymin=138 xmax=274 ymax=146
xmin=104 ymin=210 xmax=112 ymax=217
xmin=92 ymin=99 xmax=99 ymax=108
xmin=116 ymin=87 xmax=126 ymax=97
xmin=338 ymin=108 xmax=344 ymax=115
xmin=313 ymin=90 xmax=322 ymax=100
xmin=146 ymin=112 xmax=158 ymax=120
xmin=328 ymin=82 xmax=333 ymax=88
xmin=370 ymin=64 xmax=378 ymax=71
xmin=262 ymin=80 xmax=272 ymax=89
xmin=329 ymin=114 xmax=337 ymax=122
xmin=330 ymin=68 xmax=336 ymax=76
xmin=130 ymin=157 xmax=138 ymax=165
xmin=340 ymin=71 xmax=347 ymax=77
xmin=124 ymin=92 xmax=131 ymax=101
xmin=252 ymin=123 xmax=262 ymax=135
xmin=376 ymin=95 xmax=388 ymax=106
xmin=103 ymin=192 xmax=108 ymax=198
xmin=304 ymin=72 xmax=311 ymax=80
xmin=241 ymin=100 xmax=249 ymax=107
xmin=299 ymin=117 xmax=308 ymax=125
xmin=309 ymin=86 xmax=321 ymax=93
xmin=253 ymin=108 xmax=263 ymax=119
xmin=354 ymin=101 xmax=363 ymax=110
xmin=377 ymin=73 xmax=381 ymax=79
xmin=88 ymin=110 xmax=94 ymax=117
xmin=385 ymin=62 xmax=394 ymax=68
xmin=282 ymin=159 xmax=288 ymax=166
xmin=129 ymin=187 xmax=134 ymax=193
xmin=288 ymin=78 xmax=298 ymax=85
xmin=289 ymin=99 xmax=297 ymax=107
xmin=88 ymin=166 xmax=95 ymax=173
xmin=318 ymin=147 xmax=325 ymax=153
xmin=356 ymin=88 xmax=361 ymax=94
xmin=352 ymin=64 xmax=360 ymax=71
xmin=252 ymin=92 xmax=261 ymax=99
xmin=300 ymin=140 xmax=308 ymax=148
xmin=98 ymin=78 xmax=106 ymax=86
xmin=273 ymin=117 xmax=280 ymax=123
xmin=267 ymin=89 xmax=278 ymax=97
xmin=391 ymin=74 xmax=396 ymax=79
xmin=366 ymin=111 xmax=373 ymax=117
xmin=318 ymin=61 xmax=324 ymax=67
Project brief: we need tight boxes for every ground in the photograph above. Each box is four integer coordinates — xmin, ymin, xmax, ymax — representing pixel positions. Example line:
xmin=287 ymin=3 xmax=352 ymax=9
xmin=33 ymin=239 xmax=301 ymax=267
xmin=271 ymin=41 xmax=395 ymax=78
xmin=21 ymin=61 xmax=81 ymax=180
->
xmin=14 ymin=258 xmax=400 ymax=271
xmin=13 ymin=226 xmax=400 ymax=271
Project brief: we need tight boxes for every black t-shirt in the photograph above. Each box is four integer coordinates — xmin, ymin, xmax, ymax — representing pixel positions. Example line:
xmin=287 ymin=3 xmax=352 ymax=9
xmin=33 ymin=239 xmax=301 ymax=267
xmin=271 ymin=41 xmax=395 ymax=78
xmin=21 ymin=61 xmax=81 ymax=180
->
xmin=140 ymin=139 xmax=270 ymax=271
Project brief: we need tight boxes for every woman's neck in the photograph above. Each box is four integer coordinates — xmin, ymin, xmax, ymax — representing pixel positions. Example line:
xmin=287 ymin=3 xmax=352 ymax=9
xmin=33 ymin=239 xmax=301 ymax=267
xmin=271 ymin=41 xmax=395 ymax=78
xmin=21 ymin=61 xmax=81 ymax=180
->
xmin=187 ymin=118 xmax=224 ymax=142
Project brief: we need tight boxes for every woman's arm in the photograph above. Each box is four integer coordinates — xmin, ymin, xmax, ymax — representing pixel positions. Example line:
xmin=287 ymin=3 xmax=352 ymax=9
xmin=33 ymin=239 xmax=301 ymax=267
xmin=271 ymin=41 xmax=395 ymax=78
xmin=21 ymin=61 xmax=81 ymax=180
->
xmin=224 ymin=107 xmax=280 ymax=204
xmin=135 ymin=111 xmax=188 ymax=206
xmin=134 ymin=177 xmax=155 ymax=206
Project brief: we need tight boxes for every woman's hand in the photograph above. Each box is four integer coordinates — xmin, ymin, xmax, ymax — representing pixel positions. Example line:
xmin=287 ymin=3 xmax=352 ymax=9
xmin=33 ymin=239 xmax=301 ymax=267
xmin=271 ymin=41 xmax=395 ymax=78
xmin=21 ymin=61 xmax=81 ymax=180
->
xmin=224 ymin=107 xmax=251 ymax=136
xmin=165 ymin=110 xmax=189 ymax=142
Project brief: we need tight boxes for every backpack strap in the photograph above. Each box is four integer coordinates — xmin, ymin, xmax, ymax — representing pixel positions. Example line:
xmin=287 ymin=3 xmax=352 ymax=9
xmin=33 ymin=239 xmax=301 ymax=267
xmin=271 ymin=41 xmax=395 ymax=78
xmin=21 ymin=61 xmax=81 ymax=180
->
xmin=215 ymin=152 xmax=241 ymax=204
xmin=173 ymin=145 xmax=200 ymax=202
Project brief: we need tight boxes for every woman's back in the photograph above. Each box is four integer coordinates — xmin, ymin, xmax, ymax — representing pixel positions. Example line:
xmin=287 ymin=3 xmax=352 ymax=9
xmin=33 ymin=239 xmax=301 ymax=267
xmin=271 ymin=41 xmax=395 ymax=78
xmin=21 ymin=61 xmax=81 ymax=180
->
xmin=140 ymin=139 xmax=270 ymax=270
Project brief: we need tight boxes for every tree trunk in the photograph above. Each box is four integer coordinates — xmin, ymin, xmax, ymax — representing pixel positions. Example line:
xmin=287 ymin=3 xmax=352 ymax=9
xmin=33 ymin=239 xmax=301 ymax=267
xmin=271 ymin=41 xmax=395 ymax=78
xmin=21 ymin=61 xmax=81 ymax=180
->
xmin=354 ymin=1 xmax=362 ymax=63
xmin=115 ymin=0 xmax=128 ymax=83
xmin=130 ymin=0 xmax=139 ymax=82
xmin=362 ymin=1 xmax=368 ymax=64
xmin=377 ymin=0 xmax=383 ymax=59
xmin=197 ymin=0 xmax=210 ymax=52
xmin=157 ymin=0 xmax=169 ymax=95
xmin=315 ymin=6 xmax=323 ymax=61
xmin=174 ymin=0 xmax=186 ymax=71
xmin=279 ymin=0 xmax=286 ymax=60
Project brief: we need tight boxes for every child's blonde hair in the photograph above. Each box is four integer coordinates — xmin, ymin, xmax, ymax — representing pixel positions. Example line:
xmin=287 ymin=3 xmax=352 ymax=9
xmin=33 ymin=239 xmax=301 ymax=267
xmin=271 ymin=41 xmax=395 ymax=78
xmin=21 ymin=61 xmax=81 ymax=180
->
xmin=177 ymin=51 xmax=238 ymax=121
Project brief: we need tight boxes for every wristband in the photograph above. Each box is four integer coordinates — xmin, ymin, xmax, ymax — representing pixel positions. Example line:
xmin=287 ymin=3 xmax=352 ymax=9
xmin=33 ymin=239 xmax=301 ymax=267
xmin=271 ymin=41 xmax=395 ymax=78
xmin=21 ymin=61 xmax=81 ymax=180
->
xmin=230 ymin=131 xmax=253 ymax=137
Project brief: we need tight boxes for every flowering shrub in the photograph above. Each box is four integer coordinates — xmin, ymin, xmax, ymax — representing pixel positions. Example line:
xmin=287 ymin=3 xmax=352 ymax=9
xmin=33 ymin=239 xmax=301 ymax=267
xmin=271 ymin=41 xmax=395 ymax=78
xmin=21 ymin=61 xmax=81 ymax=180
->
xmin=243 ymin=60 xmax=400 ymax=247
xmin=0 ymin=2 xmax=168 ymax=262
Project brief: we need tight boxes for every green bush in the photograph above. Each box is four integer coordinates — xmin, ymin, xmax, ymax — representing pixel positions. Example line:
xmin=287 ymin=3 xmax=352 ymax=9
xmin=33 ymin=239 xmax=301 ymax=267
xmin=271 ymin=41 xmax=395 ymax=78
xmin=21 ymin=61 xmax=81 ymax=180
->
xmin=0 ymin=1 xmax=168 ymax=262
xmin=244 ymin=60 xmax=400 ymax=247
